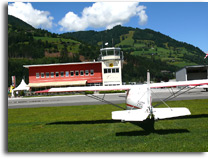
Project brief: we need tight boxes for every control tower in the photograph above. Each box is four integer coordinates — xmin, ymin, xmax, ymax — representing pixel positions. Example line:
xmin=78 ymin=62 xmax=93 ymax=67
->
xmin=99 ymin=47 xmax=123 ymax=86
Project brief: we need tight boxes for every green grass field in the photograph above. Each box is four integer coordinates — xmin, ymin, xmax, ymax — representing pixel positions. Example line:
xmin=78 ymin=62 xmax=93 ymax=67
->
xmin=34 ymin=36 xmax=80 ymax=53
xmin=34 ymin=36 xmax=80 ymax=44
xmin=8 ymin=99 xmax=208 ymax=152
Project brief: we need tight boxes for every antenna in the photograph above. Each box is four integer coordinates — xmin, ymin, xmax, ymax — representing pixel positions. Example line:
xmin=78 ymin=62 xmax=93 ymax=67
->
xmin=147 ymin=70 xmax=150 ymax=85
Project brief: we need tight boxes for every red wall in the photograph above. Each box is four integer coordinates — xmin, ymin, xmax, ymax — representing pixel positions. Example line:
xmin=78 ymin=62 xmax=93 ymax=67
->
xmin=29 ymin=63 xmax=102 ymax=84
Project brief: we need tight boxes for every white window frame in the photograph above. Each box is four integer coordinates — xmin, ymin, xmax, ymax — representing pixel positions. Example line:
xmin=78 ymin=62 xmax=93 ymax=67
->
xmin=70 ymin=71 xmax=74 ymax=77
xmin=104 ymin=69 xmax=107 ymax=74
xmin=65 ymin=71 xmax=69 ymax=77
xmin=56 ymin=72 xmax=59 ymax=77
xmin=75 ymin=70 xmax=79 ymax=76
xmin=90 ymin=69 xmax=94 ymax=76
xmin=41 ymin=72 xmax=44 ymax=78
xmin=46 ymin=72 xmax=49 ymax=78
xmin=36 ymin=73 xmax=40 ymax=79
xmin=61 ymin=71 xmax=64 ymax=77
xmin=108 ymin=69 xmax=111 ymax=73
xmin=51 ymin=72 xmax=54 ymax=78
xmin=85 ymin=70 xmax=89 ymax=76
xmin=80 ymin=70 xmax=84 ymax=76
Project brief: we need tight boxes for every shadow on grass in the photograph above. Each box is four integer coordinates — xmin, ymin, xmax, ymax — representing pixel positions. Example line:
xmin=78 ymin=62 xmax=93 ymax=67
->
xmin=46 ymin=119 xmax=120 ymax=125
xmin=117 ymin=114 xmax=208 ymax=136
xmin=47 ymin=120 xmax=190 ymax=136
xmin=46 ymin=114 xmax=206 ymax=136
xmin=46 ymin=114 xmax=208 ymax=126
xmin=116 ymin=129 xmax=190 ymax=136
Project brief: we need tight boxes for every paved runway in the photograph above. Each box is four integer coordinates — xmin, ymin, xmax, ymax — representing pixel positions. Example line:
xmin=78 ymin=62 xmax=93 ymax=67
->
xmin=8 ymin=88 xmax=208 ymax=109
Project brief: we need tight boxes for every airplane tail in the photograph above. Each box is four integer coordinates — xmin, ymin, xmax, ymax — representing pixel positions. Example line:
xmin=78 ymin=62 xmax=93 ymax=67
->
xmin=112 ymin=70 xmax=191 ymax=122
xmin=148 ymin=69 xmax=191 ymax=120
xmin=152 ymin=107 xmax=191 ymax=120
xmin=112 ymin=109 xmax=150 ymax=121
xmin=112 ymin=70 xmax=191 ymax=121
xmin=112 ymin=107 xmax=191 ymax=121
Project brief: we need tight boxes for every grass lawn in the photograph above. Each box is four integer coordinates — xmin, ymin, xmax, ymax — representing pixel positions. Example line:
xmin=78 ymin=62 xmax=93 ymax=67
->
xmin=8 ymin=99 xmax=208 ymax=152
xmin=118 ymin=31 xmax=135 ymax=46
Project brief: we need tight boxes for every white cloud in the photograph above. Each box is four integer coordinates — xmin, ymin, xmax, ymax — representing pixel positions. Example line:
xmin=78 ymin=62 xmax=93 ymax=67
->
xmin=8 ymin=2 xmax=54 ymax=29
xmin=137 ymin=6 xmax=148 ymax=25
xmin=58 ymin=2 xmax=148 ymax=32
xmin=58 ymin=12 xmax=88 ymax=32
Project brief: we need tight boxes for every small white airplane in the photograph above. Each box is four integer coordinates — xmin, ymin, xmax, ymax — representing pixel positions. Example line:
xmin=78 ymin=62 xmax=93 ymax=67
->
xmin=36 ymin=71 xmax=208 ymax=131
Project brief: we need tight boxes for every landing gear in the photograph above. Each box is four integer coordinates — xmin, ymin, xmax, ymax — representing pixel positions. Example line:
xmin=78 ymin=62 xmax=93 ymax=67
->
xmin=130 ymin=117 xmax=155 ymax=132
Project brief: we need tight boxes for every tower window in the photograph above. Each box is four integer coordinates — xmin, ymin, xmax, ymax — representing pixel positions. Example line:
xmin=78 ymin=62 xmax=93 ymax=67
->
xmin=104 ymin=69 xmax=107 ymax=73
xmin=112 ymin=68 xmax=116 ymax=73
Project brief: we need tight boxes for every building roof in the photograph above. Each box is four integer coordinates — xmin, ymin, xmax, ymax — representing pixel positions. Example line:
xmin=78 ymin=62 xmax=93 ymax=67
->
xmin=23 ymin=61 xmax=102 ymax=68
xmin=184 ymin=65 xmax=208 ymax=68
xmin=176 ymin=65 xmax=208 ymax=73
xmin=100 ymin=47 xmax=121 ymax=51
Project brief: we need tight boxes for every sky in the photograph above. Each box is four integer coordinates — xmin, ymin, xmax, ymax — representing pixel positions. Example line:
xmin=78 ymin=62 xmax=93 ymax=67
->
xmin=8 ymin=2 xmax=208 ymax=53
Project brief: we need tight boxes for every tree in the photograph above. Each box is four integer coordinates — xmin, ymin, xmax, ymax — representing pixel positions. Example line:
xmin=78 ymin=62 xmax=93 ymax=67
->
xmin=60 ymin=46 xmax=69 ymax=62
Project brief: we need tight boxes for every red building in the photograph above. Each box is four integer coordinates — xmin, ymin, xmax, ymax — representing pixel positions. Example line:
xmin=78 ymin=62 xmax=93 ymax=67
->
xmin=24 ymin=61 xmax=103 ymax=89
xmin=23 ymin=47 xmax=124 ymax=91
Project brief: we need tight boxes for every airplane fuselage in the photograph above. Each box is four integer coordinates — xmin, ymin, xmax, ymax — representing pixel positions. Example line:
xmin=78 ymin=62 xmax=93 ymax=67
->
xmin=126 ymin=85 xmax=151 ymax=111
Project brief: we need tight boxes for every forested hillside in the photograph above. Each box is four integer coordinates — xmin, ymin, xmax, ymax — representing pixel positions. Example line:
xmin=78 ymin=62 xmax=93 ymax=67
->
xmin=62 ymin=25 xmax=207 ymax=68
xmin=8 ymin=15 xmax=207 ymax=87
xmin=8 ymin=15 xmax=100 ymax=86
xmin=61 ymin=25 xmax=207 ymax=83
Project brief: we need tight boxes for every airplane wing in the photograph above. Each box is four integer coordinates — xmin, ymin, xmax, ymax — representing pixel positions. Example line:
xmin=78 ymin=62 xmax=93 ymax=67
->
xmin=34 ymin=79 xmax=207 ymax=122
xmin=35 ymin=85 xmax=133 ymax=93
xmin=35 ymin=79 xmax=208 ymax=93
xmin=150 ymin=79 xmax=208 ymax=88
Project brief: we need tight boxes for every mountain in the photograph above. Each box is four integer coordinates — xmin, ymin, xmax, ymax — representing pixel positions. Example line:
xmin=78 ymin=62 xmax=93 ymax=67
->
xmin=8 ymin=15 xmax=85 ymax=60
xmin=61 ymin=25 xmax=135 ymax=47
xmin=61 ymin=25 xmax=207 ymax=68
xmin=8 ymin=15 xmax=207 ymax=87
xmin=8 ymin=15 xmax=34 ymax=31
xmin=8 ymin=15 xmax=97 ymax=86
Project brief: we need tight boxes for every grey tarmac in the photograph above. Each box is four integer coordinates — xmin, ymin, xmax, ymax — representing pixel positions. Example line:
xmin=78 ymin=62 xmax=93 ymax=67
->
xmin=8 ymin=88 xmax=208 ymax=109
